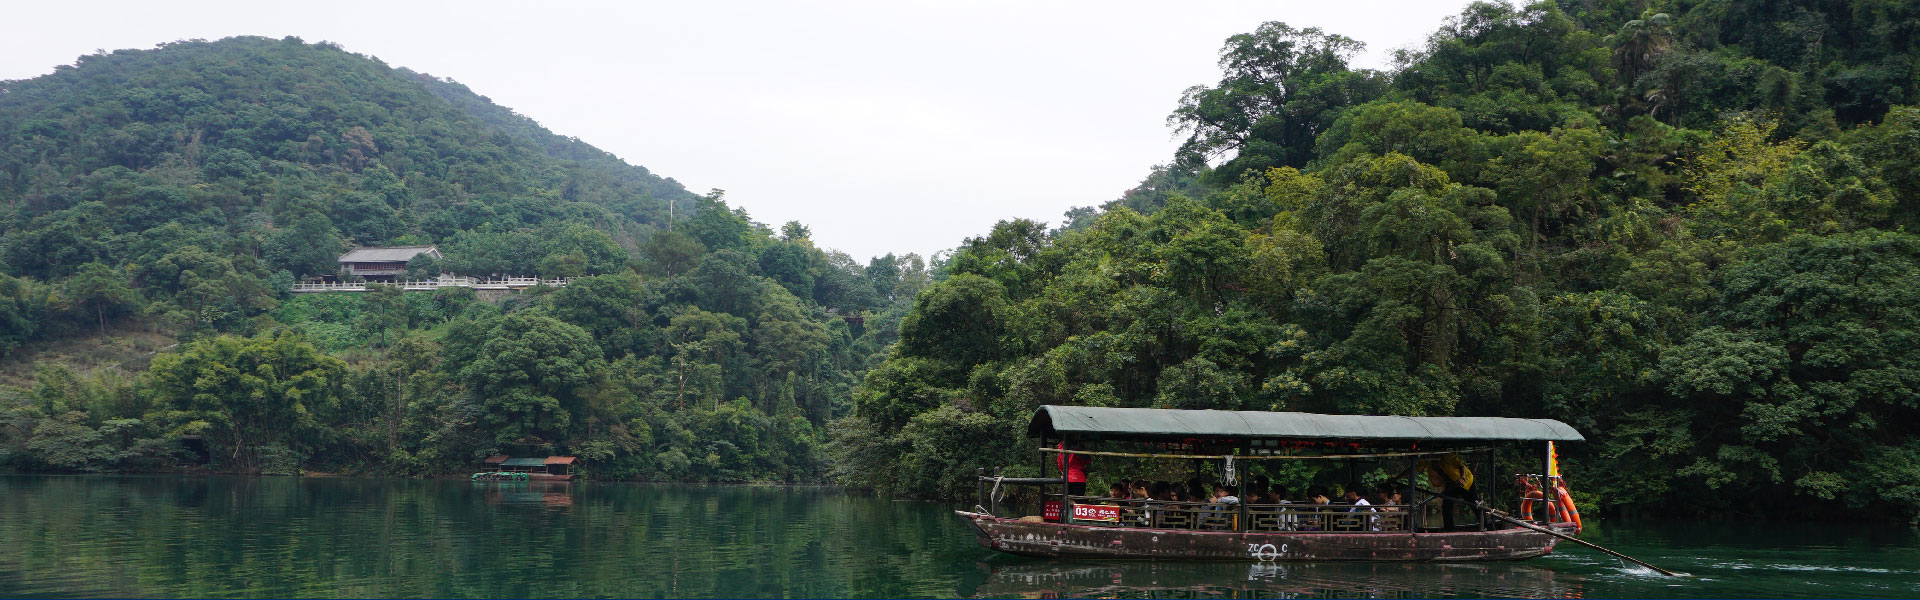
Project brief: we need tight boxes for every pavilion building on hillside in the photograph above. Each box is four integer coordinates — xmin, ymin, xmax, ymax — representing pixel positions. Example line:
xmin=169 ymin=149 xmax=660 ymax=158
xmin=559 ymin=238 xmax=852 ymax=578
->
xmin=338 ymin=245 xmax=441 ymax=281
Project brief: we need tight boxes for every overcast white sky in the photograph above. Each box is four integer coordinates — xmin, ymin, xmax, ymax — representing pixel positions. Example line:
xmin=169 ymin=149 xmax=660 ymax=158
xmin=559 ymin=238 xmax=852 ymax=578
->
xmin=2 ymin=1 xmax=1476 ymax=261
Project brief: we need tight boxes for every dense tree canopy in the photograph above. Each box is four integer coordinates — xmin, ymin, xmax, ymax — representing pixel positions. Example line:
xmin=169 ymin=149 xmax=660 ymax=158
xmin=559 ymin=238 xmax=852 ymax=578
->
xmin=837 ymin=0 xmax=1920 ymax=520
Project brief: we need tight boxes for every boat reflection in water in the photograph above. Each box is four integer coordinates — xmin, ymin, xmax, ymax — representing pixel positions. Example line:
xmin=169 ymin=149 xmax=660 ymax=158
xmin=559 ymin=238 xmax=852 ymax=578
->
xmin=969 ymin=559 xmax=1584 ymax=599
xmin=474 ymin=480 xmax=575 ymax=508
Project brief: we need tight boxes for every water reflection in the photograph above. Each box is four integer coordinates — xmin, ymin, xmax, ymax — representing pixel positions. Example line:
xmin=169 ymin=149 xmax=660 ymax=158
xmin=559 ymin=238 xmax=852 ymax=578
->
xmin=970 ymin=559 xmax=1585 ymax=599
xmin=474 ymin=481 xmax=575 ymax=508
xmin=0 ymin=476 xmax=1913 ymax=599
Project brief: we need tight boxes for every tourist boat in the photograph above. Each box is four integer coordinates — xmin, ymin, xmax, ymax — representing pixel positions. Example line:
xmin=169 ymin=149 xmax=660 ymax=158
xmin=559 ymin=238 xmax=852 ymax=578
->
xmin=956 ymin=406 xmax=1585 ymax=562
xmin=475 ymin=455 xmax=578 ymax=481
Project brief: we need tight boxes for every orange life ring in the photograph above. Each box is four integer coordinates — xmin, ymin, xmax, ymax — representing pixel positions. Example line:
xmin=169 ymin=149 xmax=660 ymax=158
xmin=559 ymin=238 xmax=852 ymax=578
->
xmin=1520 ymin=489 xmax=1544 ymax=518
xmin=1552 ymin=485 xmax=1582 ymax=533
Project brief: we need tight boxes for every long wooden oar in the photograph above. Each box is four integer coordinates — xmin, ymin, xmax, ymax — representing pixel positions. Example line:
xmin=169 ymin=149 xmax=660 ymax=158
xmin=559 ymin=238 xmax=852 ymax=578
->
xmin=1482 ymin=509 xmax=1689 ymax=577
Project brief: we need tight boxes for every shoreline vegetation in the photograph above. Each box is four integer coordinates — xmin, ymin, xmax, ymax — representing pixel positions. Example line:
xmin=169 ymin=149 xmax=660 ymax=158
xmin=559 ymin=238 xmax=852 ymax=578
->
xmin=5 ymin=1 xmax=1920 ymax=523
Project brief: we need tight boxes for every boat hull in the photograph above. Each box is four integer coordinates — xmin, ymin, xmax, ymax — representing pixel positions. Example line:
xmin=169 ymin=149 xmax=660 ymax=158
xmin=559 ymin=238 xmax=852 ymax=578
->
xmin=957 ymin=511 xmax=1565 ymax=562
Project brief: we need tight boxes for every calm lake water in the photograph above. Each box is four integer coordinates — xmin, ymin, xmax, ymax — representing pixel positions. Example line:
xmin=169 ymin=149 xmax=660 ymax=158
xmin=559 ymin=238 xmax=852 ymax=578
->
xmin=0 ymin=475 xmax=1914 ymax=598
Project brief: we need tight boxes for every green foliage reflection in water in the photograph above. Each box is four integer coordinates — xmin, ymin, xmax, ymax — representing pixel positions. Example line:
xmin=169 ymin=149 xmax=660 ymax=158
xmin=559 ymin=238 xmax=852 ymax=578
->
xmin=0 ymin=476 xmax=983 ymax=599
xmin=0 ymin=477 xmax=1917 ymax=599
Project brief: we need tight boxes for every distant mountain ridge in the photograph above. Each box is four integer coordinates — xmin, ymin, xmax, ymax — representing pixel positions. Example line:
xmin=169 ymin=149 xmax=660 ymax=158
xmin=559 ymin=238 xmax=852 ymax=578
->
xmin=0 ymin=35 xmax=718 ymax=349
xmin=0 ymin=35 xmax=695 ymax=275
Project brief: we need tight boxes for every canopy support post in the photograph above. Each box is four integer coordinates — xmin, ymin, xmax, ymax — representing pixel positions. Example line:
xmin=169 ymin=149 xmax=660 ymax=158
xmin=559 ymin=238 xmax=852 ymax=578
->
xmin=976 ymin=467 xmax=986 ymax=513
xmin=1040 ymin=435 xmax=1050 ymax=518
xmin=1406 ymin=455 xmax=1422 ymax=532
xmin=1541 ymin=446 xmax=1554 ymax=525
xmin=1484 ymin=447 xmax=1497 ymax=531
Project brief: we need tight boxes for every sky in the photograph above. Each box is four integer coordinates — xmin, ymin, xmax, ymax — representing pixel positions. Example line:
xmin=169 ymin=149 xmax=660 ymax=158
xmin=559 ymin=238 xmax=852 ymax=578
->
xmin=1 ymin=0 xmax=1477 ymax=261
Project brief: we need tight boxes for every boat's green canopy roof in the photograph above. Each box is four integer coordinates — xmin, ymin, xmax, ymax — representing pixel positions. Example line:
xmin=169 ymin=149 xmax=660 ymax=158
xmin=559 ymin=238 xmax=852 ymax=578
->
xmin=1028 ymin=406 xmax=1584 ymax=443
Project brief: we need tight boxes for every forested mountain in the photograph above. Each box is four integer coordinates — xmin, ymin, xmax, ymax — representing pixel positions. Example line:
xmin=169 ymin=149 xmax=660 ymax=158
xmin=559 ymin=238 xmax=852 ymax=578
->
xmin=0 ymin=36 xmax=927 ymax=480
xmin=837 ymin=0 xmax=1920 ymax=520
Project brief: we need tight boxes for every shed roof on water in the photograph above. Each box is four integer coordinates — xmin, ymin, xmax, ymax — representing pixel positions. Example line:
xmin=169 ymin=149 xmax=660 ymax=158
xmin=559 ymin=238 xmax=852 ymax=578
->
xmin=1027 ymin=406 xmax=1583 ymax=443
xmin=500 ymin=458 xmax=548 ymax=467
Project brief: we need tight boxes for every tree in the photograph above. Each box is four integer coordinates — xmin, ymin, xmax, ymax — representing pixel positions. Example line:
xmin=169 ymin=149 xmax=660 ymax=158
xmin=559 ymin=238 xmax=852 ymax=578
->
xmin=538 ymin=222 xmax=627 ymax=277
xmin=665 ymin=308 xmax=747 ymax=410
xmin=897 ymin=273 xmax=1010 ymax=367
xmin=750 ymin=295 xmax=831 ymax=412
xmin=675 ymin=195 xmax=758 ymax=252
xmin=455 ymin=313 xmax=604 ymax=446
xmin=0 ymin=275 xmax=52 ymax=354
xmin=135 ymin=246 xmax=277 ymax=332
xmin=639 ymin=230 xmax=706 ymax=277
xmin=405 ymin=253 xmax=442 ymax=280
xmin=356 ymin=284 xmax=408 ymax=347
xmin=1169 ymin=22 xmax=1386 ymax=182
xmin=63 ymin=262 xmax=140 ymax=335
xmin=336 ymin=192 xmax=400 ymax=244
xmin=758 ymin=242 xmax=816 ymax=300
xmin=265 ymin=213 xmax=346 ymax=278
xmin=546 ymin=272 xmax=654 ymax=359
xmin=145 ymin=331 xmax=347 ymax=473
xmin=865 ymin=254 xmax=900 ymax=302
xmin=1660 ymin=231 xmax=1920 ymax=508
xmin=780 ymin=221 xmax=811 ymax=242
xmin=1611 ymin=13 xmax=1674 ymax=89
xmin=682 ymin=250 xmax=765 ymax=317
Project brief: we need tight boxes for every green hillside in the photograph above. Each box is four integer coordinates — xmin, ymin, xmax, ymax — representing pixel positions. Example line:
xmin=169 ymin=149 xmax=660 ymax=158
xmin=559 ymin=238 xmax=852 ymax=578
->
xmin=0 ymin=36 xmax=923 ymax=480
xmin=838 ymin=0 xmax=1920 ymax=520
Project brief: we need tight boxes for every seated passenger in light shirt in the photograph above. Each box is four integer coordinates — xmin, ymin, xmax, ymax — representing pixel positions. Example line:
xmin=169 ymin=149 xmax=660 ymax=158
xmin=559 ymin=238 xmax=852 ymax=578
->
xmin=1211 ymin=484 xmax=1241 ymax=506
xmin=1344 ymin=487 xmax=1372 ymax=511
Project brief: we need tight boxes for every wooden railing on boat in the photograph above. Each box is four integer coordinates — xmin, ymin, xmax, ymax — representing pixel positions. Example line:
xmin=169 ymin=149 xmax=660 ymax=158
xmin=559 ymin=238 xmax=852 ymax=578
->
xmin=1063 ymin=496 xmax=1414 ymax=533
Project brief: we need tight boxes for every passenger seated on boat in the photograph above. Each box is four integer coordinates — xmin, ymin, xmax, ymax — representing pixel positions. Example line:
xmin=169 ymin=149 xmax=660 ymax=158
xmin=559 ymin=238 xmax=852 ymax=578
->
xmin=1377 ymin=487 xmax=1404 ymax=509
xmin=1375 ymin=487 xmax=1406 ymax=531
xmin=1147 ymin=482 xmax=1195 ymax=529
xmin=1185 ymin=478 xmax=1208 ymax=504
xmin=1211 ymin=484 xmax=1240 ymax=506
xmin=1199 ymin=484 xmax=1238 ymax=530
xmin=1342 ymin=485 xmax=1376 ymax=531
xmin=1247 ymin=486 xmax=1288 ymax=532
xmin=1300 ymin=487 xmax=1332 ymax=531
xmin=1118 ymin=480 xmax=1150 ymax=526
xmin=1238 ymin=477 xmax=1261 ymax=504
xmin=1108 ymin=482 xmax=1130 ymax=501
xmin=1271 ymin=486 xmax=1297 ymax=530
xmin=1344 ymin=487 xmax=1372 ymax=511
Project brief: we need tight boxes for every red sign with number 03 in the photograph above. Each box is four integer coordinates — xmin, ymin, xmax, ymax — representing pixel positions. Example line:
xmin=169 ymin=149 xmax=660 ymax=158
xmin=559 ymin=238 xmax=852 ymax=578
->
xmin=1071 ymin=504 xmax=1122 ymax=522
